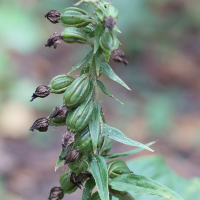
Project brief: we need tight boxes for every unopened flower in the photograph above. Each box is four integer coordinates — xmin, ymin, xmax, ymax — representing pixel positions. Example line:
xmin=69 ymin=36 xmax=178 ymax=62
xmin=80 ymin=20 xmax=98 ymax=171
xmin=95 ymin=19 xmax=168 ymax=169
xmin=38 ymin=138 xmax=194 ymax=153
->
xmin=104 ymin=16 xmax=117 ymax=30
xmin=70 ymin=172 xmax=92 ymax=189
xmin=111 ymin=49 xmax=128 ymax=65
xmin=30 ymin=85 xmax=50 ymax=102
xmin=62 ymin=131 xmax=75 ymax=151
xmin=48 ymin=187 xmax=64 ymax=200
xmin=29 ymin=117 xmax=50 ymax=132
xmin=50 ymin=105 xmax=68 ymax=119
xmin=45 ymin=10 xmax=61 ymax=24
xmin=59 ymin=149 xmax=79 ymax=164
xmin=45 ymin=32 xmax=63 ymax=49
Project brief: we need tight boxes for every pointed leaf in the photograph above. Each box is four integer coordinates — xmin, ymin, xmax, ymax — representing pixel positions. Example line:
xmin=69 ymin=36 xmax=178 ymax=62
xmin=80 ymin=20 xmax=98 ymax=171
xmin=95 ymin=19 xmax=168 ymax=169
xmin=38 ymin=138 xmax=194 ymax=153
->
xmin=94 ymin=23 xmax=105 ymax=54
xmin=89 ymin=155 xmax=109 ymax=200
xmin=97 ymin=80 xmax=123 ymax=105
xmin=109 ymin=174 xmax=184 ymax=200
xmin=68 ymin=50 xmax=93 ymax=75
xmin=103 ymin=51 xmax=110 ymax=62
xmin=82 ymin=178 xmax=96 ymax=200
xmin=103 ymin=141 xmax=156 ymax=159
xmin=100 ymin=109 xmax=106 ymax=123
xmin=80 ymin=65 xmax=90 ymax=76
xmin=103 ymin=123 xmax=154 ymax=152
xmin=95 ymin=48 xmax=103 ymax=76
xmin=100 ymin=62 xmax=131 ymax=90
xmin=78 ymin=79 xmax=94 ymax=116
xmin=113 ymin=25 xmax=122 ymax=33
xmin=89 ymin=101 xmax=101 ymax=154
xmin=55 ymin=145 xmax=72 ymax=171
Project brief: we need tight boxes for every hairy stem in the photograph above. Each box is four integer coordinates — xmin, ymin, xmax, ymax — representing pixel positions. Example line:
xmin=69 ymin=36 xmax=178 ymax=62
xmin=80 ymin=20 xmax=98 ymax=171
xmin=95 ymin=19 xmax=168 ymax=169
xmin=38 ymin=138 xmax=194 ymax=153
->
xmin=109 ymin=186 xmax=135 ymax=200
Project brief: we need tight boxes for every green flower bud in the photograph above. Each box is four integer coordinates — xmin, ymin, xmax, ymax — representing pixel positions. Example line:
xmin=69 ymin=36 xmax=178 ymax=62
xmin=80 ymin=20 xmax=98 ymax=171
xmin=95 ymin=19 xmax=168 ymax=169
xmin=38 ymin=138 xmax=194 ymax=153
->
xmin=63 ymin=74 xmax=91 ymax=108
xmin=105 ymin=4 xmax=119 ymax=19
xmin=60 ymin=7 xmax=93 ymax=28
xmin=59 ymin=172 xmax=78 ymax=194
xmin=66 ymin=100 xmax=94 ymax=132
xmin=107 ymin=160 xmax=131 ymax=179
xmin=99 ymin=32 xmax=119 ymax=55
xmin=61 ymin=27 xmax=92 ymax=45
xmin=49 ymin=74 xmax=75 ymax=94
xmin=67 ymin=152 xmax=89 ymax=175
xmin=81 ymin=24 xmax=95 ymax=38
xmin=74 ymin=126 xmax=92 ymax=151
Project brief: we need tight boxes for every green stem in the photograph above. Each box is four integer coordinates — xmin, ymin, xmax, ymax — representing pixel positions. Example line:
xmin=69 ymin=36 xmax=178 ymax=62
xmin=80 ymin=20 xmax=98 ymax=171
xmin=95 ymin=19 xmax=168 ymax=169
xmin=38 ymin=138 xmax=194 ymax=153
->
xmin=109 ymin=186 xmax=135 ymax=200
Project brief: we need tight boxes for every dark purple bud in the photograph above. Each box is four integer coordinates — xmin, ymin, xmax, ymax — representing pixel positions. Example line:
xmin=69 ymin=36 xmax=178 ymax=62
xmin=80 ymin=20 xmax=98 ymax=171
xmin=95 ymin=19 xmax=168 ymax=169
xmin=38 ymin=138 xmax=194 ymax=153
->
xmin=48 ymin=187 xmax=64 ymax=200
xmin=45 ymin=32 xmax=62 ymax=49
xmin=104 ymin=16 xmax=117 ymax=30
xmin=30 ymin=85 xmax=50 ymax=102
xmin=70 ymin=172 xmax=92 ymax=189
xmin=111 ymin=49 xmax=128 ymax=65
xmin=59 ymin=149 xmax=79 ymax=164
xmin=29 ymin=117 xmax=50 ymax=132
xmin=45 ymin=10 xmax=61 ymax=24
xmin=62 ymin=131 xmax=75 ymax=151
xmin=50 ymin=105 xmax=68 ymax=119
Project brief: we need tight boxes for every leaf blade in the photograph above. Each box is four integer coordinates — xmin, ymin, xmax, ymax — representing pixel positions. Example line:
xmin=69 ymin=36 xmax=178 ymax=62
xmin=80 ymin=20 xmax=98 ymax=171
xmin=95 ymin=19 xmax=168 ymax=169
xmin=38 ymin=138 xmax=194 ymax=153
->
xmin=89 ymin=155 xmax=109 ymax=200
xmin=103 ymin=123 xmax=154 ymax=152
xmin=103 ymin=141 xmax=156 ymax=159
xmin=82 ymin=178 xmax=96 ymax=200
xmin=100 ymin=62 xmax=131 ymax=90
xmin=68 ymin=50 xmax=93 ymax=75
xmin=97 ymin=80 xmax=123 ymax=105
xmin=94 ymin=23 xmax=105 ymax=54
xmin=89 ymin=101 xmax=101 ymax=154
xmin=109 ymin=174 xmax=184 ymax=200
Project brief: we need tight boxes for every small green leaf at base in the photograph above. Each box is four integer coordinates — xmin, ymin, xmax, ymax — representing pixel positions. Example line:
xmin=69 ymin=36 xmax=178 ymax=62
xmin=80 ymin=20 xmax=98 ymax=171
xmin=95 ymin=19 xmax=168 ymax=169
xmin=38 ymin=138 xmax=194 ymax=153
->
xmin=82 ymin=178 xmax=96 ymax=200
xmin=100 ymin=62 xmax=131 ymax=90
xmin=109 ymin=174 xmax=184 ymax=200
xmin=97 ymin=80 xmax=124 ymax=105
xmin=103 ymin=123 xmax=154 ymax=152
xmin=89 ymin=155 xmax=109 ymax=200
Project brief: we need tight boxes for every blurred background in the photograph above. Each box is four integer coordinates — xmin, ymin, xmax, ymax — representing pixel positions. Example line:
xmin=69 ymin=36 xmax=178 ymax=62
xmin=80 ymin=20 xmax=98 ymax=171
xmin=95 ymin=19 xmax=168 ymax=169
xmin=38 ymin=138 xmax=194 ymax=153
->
xmin=1 ymin=0 xmax=200 ymax=199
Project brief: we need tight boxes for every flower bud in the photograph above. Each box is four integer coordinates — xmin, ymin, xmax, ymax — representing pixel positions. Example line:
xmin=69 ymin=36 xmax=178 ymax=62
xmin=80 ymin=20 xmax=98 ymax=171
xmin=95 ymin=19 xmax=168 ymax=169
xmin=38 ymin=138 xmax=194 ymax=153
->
xmin=81 ymin=24 xmax=95 ymax=38
xmin=50 ymin=105 xmax=68 ymax=119
xmin=70 ymin=172 xmax=92 ymax=189
xmin=60 ymin=7 xmax=93 ymax=28
xmin=61 ymin=27 xmax=92 ymax=45
xmin=49 ymin=74 xmax=75 ymax=94
xmin=104 ymin=16 xmax=117 ymax=30
xmin=111 ymin=49 xmax=128 ymax=65
xmin=59 ymin=149 xmax=79 ymax=164
xmin=62 ymin=131 xmax=75 ymax=151
xmin=48 ymin=187 xmax=64 ymax=200
xmin=107 ymin=160 xmax=131 ymax=179
xmin=30 ymin=85 xmax=50 ymax=102
xmin=45 ymin=10 xmax=61 ymax=24
xmin=29 ymin=117 xmax=50 ymax=132
xmin=45 ymin=32 xmax=63 ymax=49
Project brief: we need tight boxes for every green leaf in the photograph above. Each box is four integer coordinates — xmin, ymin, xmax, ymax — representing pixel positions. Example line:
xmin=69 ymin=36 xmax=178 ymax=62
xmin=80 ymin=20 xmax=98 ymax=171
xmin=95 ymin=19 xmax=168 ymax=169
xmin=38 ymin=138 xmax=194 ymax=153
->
xmin=82 ymin=178 xmax=96 ymax=200
xmin=100 ymin=109 xmax=106 ymax=123
xmin=68 ymin=50 xmax=93 ymax=75
xmin=97 ymin=80 xmax=123 ymax=105
xmin=89 ymin=101 xmax=101 ymax=154
xmin=94 ymin=23 xmax=105 ymax=54
xmin=55 ymin=145 xmax=72 ymax=171
xmin=113 ymin=25 xmax=122 ymax=33
xmin=109 ymin=174 xmax=184 ymax=200
xmin=95 ymin=48 xmax=103 ymax=76
xmin=103 ymin=141 xmax=156 ymax=159
xmin=110 ymin=31 xmax=119 ymax=50
xmin=89 ymin=155 xmax=109 ymax=200
xmin=78 ymin=79 xmax=94 ymax=116
xmin=95 ymin=7 xmax=105 ymax=21
xmin=100 ymin=62 xmax=131 ymax=90
xmin=80 ymin=65 xmax=90 ymax=76
xmin=103 ymin=123 xmax=154 ymax=152
xmin=103 ymin=51 xmax=110 ymax=62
